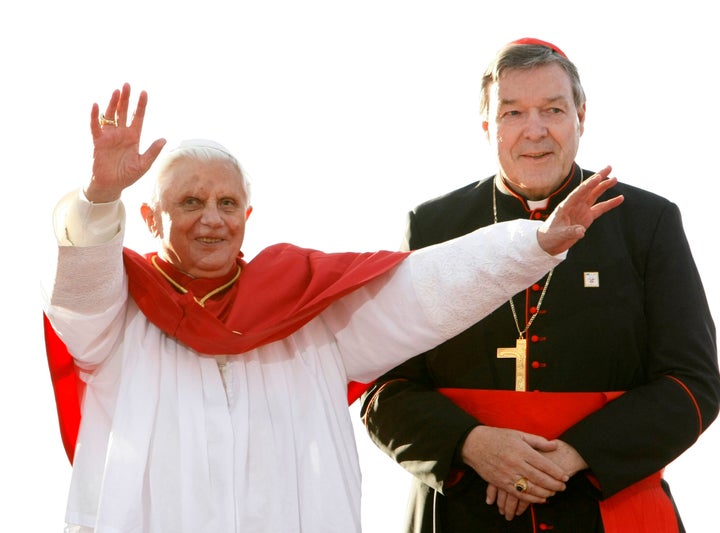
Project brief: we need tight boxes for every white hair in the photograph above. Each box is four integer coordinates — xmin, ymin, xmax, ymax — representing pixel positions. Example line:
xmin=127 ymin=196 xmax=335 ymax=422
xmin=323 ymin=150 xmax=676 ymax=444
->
xmin=148 ymin=138 xmax=252 ymax=208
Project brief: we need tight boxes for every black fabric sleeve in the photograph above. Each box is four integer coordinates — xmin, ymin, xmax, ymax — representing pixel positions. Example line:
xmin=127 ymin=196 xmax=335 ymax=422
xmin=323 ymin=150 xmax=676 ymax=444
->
xmin=360 ymin=355 xmax=482 ymax=493
xmin=560 ymin=202 xmax=720 ymax=497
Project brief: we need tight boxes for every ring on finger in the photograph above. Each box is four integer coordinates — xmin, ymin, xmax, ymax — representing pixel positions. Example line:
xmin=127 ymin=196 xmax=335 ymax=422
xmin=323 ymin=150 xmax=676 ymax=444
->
xmin=99 ymin=114 xmax=118 ymax=127
xmin=513 ymin=476 xmax=529 ymax=493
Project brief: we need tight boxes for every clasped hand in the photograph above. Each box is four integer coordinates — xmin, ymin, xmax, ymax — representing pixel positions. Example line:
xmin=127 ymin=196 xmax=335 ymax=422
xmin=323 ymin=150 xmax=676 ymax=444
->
xmin=461 ymin=426 xmax=588 ymax=521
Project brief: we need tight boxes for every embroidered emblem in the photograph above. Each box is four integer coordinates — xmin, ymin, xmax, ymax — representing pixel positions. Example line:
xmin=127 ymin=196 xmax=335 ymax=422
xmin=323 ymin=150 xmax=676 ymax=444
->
xmin=584 ymin=272 xmax=600 ymax=288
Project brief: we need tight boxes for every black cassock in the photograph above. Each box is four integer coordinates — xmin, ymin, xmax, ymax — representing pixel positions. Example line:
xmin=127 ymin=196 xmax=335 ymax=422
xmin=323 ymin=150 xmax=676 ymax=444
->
xmin=362 ymin=165 xmax=719 ymax=533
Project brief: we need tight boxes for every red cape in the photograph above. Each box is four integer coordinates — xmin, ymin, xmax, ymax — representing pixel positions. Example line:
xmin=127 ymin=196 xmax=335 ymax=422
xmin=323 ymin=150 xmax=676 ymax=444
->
xmin=44 ymin=244 xmax=408 ymax=462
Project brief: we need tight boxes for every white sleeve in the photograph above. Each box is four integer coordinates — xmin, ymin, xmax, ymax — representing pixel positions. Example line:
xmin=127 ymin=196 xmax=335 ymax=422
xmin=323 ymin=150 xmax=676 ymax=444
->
xmin=43 ymin=190 xmax=129 ymax=367
xmin=407 ymin=218 xmax=562 ymax=339
xmin=325 ymin=219 xmax=563 ymax=382
xmin=53 ymin=189 xmax=125 ymax=246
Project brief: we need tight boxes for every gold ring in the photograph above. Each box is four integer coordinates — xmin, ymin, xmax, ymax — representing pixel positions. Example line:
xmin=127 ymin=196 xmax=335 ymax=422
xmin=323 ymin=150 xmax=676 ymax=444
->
xmin=99 ymin=114 xmax=118 ymax=127
xmin=514 ymin=477 xmax=529 ymax=493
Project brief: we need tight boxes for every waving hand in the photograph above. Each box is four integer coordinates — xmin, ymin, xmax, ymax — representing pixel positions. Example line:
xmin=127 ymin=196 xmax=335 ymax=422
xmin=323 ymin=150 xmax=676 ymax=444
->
xmin=537 ymin=166 xmax=623 ymax=256
xmin=85 ymin=83 xmax=166 ymax=203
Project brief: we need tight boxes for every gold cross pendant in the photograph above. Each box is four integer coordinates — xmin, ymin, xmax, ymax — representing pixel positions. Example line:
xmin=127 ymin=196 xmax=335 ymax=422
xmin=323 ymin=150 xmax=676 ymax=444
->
xmin=497 ymin=338 xmax=527 ymax=391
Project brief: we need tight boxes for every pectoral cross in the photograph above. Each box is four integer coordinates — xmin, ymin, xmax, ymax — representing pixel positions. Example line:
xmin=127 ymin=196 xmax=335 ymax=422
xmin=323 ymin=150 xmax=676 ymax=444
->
xmin=497 ymin=338 xmax=527 ymax=391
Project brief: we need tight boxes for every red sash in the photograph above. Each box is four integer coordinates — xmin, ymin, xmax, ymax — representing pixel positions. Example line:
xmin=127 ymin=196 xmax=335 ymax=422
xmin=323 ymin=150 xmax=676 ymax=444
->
xmin=438 ymin=388 xmax=680 ymax=533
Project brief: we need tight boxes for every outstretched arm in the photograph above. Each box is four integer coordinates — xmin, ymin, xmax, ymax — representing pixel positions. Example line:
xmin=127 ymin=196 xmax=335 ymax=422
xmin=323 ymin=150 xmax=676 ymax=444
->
xmin=85 ymin=83 xmax=166 ymax=203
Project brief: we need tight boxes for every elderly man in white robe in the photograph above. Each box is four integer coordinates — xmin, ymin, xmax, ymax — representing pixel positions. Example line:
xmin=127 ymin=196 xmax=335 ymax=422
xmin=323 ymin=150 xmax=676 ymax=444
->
xmin=42 ymin=83 xmax=622 ymax=533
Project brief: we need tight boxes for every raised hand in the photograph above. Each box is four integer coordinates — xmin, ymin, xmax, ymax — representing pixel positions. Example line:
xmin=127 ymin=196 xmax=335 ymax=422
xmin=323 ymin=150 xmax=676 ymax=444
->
xmin=85 ymin=83 xmax=166 ymax=203
xmin=537 ymin=166 xmax=623 ymax=255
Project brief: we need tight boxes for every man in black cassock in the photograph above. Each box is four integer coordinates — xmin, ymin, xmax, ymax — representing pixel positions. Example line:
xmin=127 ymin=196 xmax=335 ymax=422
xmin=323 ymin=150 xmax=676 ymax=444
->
xmin=360 ymin=38 xmax=719 ymax=533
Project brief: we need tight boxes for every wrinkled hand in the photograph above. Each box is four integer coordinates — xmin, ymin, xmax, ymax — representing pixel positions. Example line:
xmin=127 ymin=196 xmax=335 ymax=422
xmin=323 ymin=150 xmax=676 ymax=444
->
xmin=486 ymin=485 xmax=530 ymax=521
xmin=85 ymin=83 xmax=166 ymax=203
xmin=486 ymin=439 xmax=588 ymax=520
xmin=542 ymin=439 xmax=588 ymax=478
xmin=537 ymin=166 xmax=623 ymax=256
xmin=461 ymin=426 xmax=568 ymax=506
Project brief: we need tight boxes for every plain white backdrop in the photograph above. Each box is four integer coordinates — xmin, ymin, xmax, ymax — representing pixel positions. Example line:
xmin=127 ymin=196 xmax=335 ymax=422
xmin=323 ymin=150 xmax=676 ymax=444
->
xmin=2 ymin=1 xmax=717 ymax=531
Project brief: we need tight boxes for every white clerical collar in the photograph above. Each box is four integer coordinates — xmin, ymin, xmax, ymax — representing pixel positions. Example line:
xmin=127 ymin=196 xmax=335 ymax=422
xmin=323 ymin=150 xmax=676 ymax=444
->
xmin=494 ymin=176 xmax=549 ymax=210
xmin=527 ymin=198 xmax=549 ymax=210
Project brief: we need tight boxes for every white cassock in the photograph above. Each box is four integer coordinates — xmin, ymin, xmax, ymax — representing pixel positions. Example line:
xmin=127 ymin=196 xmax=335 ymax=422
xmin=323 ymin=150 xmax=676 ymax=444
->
xmin=44 ymin=192 xmax=563 ymax=533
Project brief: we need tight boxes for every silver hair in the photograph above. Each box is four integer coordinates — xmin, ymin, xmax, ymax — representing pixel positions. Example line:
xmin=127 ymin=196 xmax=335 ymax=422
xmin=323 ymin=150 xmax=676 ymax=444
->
xmin=479 ymin=42 xmax=586 ymax=119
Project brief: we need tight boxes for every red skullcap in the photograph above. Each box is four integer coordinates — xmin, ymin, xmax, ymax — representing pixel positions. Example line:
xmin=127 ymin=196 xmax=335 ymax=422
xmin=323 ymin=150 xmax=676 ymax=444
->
xmin=510 ymin=37 xmax=568 ymax=59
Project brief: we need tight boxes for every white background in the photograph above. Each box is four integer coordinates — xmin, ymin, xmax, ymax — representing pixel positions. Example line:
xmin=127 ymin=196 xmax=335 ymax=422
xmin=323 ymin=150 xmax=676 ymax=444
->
xmin=2 ymin=1 xmax=718 ymax=531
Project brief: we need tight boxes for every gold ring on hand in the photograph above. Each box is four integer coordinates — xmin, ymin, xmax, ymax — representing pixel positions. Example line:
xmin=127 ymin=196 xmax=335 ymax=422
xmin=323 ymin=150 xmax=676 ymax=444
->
xmin=99 ymin=114 xmax=118 ymax=127
xmin=514 ymin=477 xmax=529 ymax=493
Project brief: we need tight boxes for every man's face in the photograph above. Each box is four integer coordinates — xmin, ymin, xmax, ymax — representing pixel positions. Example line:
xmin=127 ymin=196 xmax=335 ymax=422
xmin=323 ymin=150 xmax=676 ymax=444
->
xmin=142 ymin=157 xmax=252 ymax=278
xmin=483 ymin=63 xmax=585 ymax=200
